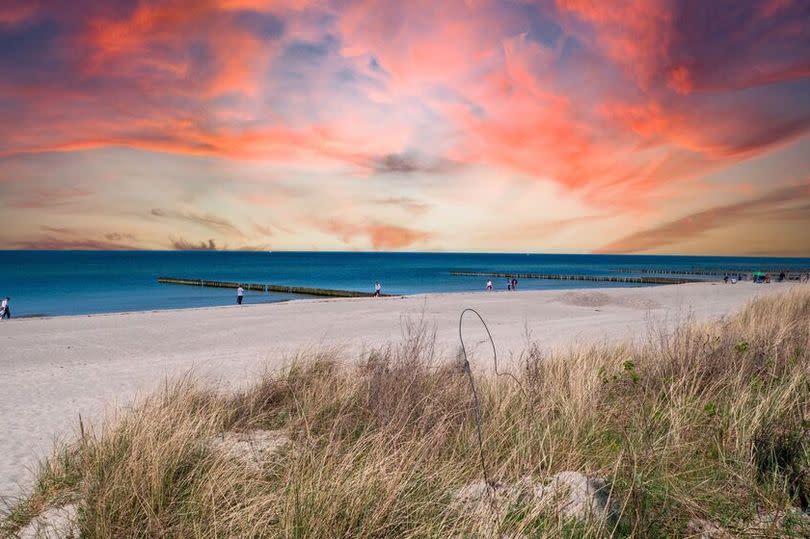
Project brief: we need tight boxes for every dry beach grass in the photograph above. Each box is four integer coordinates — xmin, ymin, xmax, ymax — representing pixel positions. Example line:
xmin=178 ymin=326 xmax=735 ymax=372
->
xmin=2 ymin=286 xmax=809 ymax=537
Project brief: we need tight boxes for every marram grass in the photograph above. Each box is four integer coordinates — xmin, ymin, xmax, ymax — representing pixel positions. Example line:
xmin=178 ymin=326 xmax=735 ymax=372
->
xmin=2 ymin=286 xmax=809 ymax=538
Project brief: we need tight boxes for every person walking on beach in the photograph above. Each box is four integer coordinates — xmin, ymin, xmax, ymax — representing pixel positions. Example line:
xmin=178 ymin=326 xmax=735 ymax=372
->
xmin=486 ymin=280 xmax=493 ymax=291
xmin=511 ymin=277 xmax=518 ymax=291
xmin=236 ymin=286 xmax=244 ymax=305
xmin=0 ymin=297 xmax=9 ymax=319
xmin=374 ymin=281 xmax=382 ymax=297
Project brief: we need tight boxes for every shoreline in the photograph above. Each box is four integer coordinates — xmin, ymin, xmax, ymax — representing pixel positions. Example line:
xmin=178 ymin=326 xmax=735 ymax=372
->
xmin=0 ymin=284 xmax=649 ymax=321
xmin=0 ymin=282 xmax=801 ymax=500
xmin=1 ymin=293 xmax=408 ymax=322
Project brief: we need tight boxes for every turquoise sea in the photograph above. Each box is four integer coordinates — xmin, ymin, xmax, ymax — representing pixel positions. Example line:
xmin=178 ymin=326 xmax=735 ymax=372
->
xmin=0 ymin=251 xmax=808 ymax=318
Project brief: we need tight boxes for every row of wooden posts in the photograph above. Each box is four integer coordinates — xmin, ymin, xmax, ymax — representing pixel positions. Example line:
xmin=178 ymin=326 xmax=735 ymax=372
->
xmin=448 ymin=271 xmax=697 ymax=285
xmin=157 ymin=277 xmax=390 ymax=298
xmin=612 ymin=268 xmax=810 ymax=278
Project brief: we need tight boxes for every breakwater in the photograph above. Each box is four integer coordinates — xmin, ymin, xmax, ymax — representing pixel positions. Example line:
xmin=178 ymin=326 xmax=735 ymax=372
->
xmin=612 ymin=268 xmax=809 ymax=279
xmin=449 ymin=271 xmax=698 ymax=285
xmin=158 ymin=277 xmax=391 ymax=298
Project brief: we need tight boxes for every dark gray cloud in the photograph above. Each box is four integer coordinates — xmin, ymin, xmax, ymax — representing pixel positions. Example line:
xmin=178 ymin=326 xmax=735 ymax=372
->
xmin=170 ymin=237 xmax=219 ymax=251
xmin=104 ymin=232 xmax=137 ymax=241
xmin=368 ymin=56 xmax=388 ymax=76
xmin=282 ymin=34 xmax=339 ymax=64
xmin=372 ymin=152 xmax=458 ymax=175
xmin=231 ymin=10 xmax=284 ymax=41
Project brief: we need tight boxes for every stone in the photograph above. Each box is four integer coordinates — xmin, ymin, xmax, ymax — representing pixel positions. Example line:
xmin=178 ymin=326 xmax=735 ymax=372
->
xmin=535 ymin=471 xmax=616 ymax=522
xmin=452 ymin=471 xmax=617 ymax=529
xmin=208 ymin=429 xmax=291 ymax=473
xmin=16 ymin=503 xmax=79 ymax=539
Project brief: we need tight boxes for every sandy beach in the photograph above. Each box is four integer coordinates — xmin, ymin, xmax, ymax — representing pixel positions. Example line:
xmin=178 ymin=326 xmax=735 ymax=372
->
xmin=0 ymin=282 xmax=797 ymax=500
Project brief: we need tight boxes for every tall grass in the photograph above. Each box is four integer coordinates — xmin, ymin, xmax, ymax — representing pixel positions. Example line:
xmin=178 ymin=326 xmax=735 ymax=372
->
xmin=3 ymin=286 xmax=809 ymax=537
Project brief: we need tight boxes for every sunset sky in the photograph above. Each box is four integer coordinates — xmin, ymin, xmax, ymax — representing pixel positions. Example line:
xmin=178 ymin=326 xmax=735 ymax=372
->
xmin=1 ymin=0 xmax=809 ymax=255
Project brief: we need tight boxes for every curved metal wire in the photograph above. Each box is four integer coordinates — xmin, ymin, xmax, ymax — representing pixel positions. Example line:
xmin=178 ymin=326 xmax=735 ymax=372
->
xmin=459 ymin=308 xmax=533 ymax=482
xmin=458 ymin=308 xmax=494 ymax=487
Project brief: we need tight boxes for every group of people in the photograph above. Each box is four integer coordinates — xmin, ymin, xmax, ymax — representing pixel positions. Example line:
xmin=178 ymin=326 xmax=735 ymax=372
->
xmin=723 ymin=271 xmax=810 ymax=284
xmin=777 ymin=272 xmax=810 ymax=282
xmin=0 ymin=297 xmax=10 ymax=320
xmin=485 ymin=278 xmax=518 ymax=291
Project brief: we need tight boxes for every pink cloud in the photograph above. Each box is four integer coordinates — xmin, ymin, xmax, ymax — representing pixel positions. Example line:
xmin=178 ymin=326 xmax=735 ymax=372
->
xmin=2 ymin=1 xmax=810 ymax=254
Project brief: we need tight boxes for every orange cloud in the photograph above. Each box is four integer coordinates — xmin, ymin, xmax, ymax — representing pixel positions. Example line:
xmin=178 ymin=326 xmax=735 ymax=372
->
xmin=323 ymin=219 xmax=431 ymax=249
xmin=0 ymin=125 xmax=373 ymax=168
xmin=367 ymin=223 xmax=431 ymax=249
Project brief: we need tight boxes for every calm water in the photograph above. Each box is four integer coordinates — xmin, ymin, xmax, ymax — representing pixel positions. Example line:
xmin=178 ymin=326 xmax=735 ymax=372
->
xmin=0 ymin=251 xmax=808 ymax=318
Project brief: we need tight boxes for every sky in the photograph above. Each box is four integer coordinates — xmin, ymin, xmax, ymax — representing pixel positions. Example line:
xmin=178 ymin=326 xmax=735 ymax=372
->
xmin=1 ymin=0 xmax=809 ymax=255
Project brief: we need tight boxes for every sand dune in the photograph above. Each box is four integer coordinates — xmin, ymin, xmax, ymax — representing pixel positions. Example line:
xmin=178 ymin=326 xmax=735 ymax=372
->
xmin=0 ymin=282 xmax=795 ymax=500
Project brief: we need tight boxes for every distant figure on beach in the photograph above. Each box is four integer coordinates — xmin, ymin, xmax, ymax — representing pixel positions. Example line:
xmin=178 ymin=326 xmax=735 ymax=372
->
xmin=511 ymin=277 xmax=518 ymax=291
xmin=236 ymin=286 xmax=244 ymax=305
xmin=779 ymin=272 xmax=786 ymax=282
xmin=374 ymin=281 xmax=381 ymax=297
xmin=724 ymin=274 xmax=729 ymax=283
xmin=507 ymin=279 xmax=511 ymax=291
xmin=486 ymin=280 xmax=493 ymax=291
xmin=0 ymin=297 xmax=9 ymax=319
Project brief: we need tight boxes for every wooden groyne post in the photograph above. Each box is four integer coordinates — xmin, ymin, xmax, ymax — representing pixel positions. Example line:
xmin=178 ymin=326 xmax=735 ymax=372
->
xmin=158 ymin=277 xmax=393 ymax=298
xmin=449 ymin=271 xmax=699 ymax=285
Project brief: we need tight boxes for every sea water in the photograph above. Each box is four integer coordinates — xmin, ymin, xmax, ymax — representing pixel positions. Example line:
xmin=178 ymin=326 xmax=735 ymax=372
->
xmin=0 ymin=251 xmax=808 ymax=318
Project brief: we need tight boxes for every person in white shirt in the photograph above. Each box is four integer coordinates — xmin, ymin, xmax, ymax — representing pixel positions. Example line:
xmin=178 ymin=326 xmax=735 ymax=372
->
xmin=236 ymin=286 xmax=244 ymax=305
xmin=1 ymin=297 xmax=9 ymax=319
xmin=374 ymin=282 xmax=381 ymax=297
xmin=486 ymin=280 xmax=492 ymax=291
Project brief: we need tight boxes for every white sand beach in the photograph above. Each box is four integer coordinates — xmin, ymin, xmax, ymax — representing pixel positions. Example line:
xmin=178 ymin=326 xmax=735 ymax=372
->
xmin=0 ymin=282 xmax=797 ymax=500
